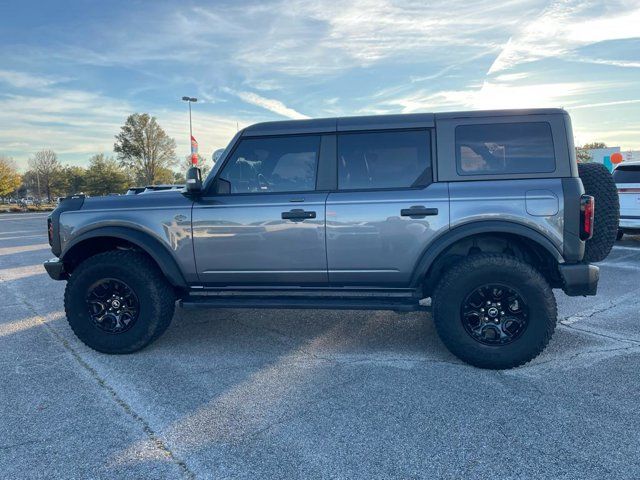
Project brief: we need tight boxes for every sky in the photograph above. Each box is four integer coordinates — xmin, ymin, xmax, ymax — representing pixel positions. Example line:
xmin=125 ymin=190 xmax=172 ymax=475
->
xmin=0 ymin=0 xmax=639 ymax=171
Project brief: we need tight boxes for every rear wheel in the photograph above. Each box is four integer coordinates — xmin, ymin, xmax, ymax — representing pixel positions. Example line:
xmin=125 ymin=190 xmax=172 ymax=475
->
xmin=578 ymin=163 xmax=619 ymax=262
xmin=64 ymin=250 xmax=176 ymax=353
xmin=617 ymin=229 xmax=624 ymax=241
xmin=432 ymin=254 xmax=557 ymax=369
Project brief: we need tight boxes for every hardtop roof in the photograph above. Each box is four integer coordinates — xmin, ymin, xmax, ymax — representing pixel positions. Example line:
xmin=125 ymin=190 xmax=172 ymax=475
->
xmin=242 ymin=108 xmax=567 ymax=136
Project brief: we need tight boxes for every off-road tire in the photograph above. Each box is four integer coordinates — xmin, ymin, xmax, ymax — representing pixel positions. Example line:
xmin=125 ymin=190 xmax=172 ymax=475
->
xmin=578 ymin=162 xmax=619 ymax=262
xmin=64 ymin=250 xmax=176 ymax=354
xmin=432 ymin=254 xmax=557 ymax=369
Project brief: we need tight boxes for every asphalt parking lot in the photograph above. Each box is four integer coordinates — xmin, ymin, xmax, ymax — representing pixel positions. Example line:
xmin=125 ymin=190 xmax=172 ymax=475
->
xmin=1 ymin=212 xmax=639 ymax=479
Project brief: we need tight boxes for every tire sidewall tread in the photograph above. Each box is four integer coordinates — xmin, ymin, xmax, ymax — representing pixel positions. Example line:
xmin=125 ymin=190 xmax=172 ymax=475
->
xmin=64 ymin=250 xmax=176 ymax=354
xmin=432 ymin=254 xmax=557 ymax=369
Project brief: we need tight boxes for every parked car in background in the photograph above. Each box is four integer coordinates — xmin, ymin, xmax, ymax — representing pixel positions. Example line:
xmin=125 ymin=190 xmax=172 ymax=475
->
xmin=613 ymin=162 xmax=640 ymax=239
xmin=141 ymin=184 xmax=184 ymax=193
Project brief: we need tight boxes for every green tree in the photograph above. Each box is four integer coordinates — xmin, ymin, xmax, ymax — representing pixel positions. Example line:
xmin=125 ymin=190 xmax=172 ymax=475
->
xmin=28 ymin=149 xmax=61 ymax=201
xmin=0 ymin=155 xmax=22 ymax=198
xmin=576 ymin=142 xmax=607 ymax=163
xmin=85 ymin=154 xmax=129 ymax=196
xmin=63 ymin=165 xmax=88 ymax=195
xmin=114 ymin=113 xmax=177 ymax=185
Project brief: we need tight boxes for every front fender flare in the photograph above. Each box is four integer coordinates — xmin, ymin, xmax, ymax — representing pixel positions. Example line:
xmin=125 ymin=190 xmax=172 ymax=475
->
xmin=61 ymin=226 xmax=188 ymax=289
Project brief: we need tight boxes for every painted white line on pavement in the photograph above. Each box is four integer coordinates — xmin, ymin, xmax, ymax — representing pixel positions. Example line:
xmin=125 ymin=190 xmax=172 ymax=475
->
xmin=0 ymin=264 xmax=46 ymax=281
xmin=0 ymin=214 xmax=50 ymax=221
xmin=0 ymin=230 xmax=43 ymax=236
xmin=0 ymin=234 xmax=47 ymax=241
xmin=0 ymin=243 xmax=51 ymax=256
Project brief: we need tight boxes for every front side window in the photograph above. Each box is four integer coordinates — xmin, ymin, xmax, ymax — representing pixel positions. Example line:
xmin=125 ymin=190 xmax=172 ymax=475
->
xmin=338 ymin=130 xmax=431 ymax=190
xmin=219 ymin=135 xmax=320 ymax=194
xmin=455 ymin=122 xmax=556 ymax=175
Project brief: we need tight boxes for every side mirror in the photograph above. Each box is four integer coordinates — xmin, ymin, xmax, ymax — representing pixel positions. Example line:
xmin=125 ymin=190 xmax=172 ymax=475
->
xmin=185 ymin=166 xmax=202 ymax=195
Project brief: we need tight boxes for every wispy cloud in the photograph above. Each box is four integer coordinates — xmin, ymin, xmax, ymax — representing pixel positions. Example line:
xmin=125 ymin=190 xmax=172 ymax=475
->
xmin=569 ymin=99 xmax=640 ymax=110
xmin=488 ymin=1 xmax=640 ymax=74
xmin=383 ymin=80 xmax=598 ymax=112
xmin=225 ymin=89 xmax=309 ymax=119
xmin=0 ymin=70 xmax=68 ymax=89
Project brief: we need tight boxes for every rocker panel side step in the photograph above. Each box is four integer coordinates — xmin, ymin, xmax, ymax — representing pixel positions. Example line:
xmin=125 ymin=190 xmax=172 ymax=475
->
xmin=179 ymin=295 xmax=428 ymax=312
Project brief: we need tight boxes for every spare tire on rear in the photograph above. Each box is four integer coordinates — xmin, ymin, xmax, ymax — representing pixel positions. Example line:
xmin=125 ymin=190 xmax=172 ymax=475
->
xmin=578 ymin=162 xmax=619 ymax=262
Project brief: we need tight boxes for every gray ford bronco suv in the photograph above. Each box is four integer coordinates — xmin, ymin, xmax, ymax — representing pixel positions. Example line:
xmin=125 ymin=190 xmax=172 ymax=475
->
xmin=45 ymin=108 xmax=619 ymax=369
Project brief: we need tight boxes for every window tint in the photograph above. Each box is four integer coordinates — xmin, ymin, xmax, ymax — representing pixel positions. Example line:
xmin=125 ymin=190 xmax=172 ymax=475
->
xmin=455 ymin=122 xmax=555 ymax=175
xmin=613 ymin=165 xmax=640 ymax=183
xmin=338 ymin=130 xmax=431 ymax=190
xmin=220 ymin=135 xmax=319 ymax=193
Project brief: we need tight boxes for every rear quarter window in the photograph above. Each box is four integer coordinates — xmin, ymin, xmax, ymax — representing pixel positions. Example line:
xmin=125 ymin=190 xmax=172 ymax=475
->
xmin=613 ymin=165 xmax=640 ymax=183
xmin=455 ymin=122 xmax=556 ymax=176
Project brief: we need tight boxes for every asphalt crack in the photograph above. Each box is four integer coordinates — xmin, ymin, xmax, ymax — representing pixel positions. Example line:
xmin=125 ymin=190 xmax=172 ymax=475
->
xmin=0 ymin=275 xmax=196 ymax=480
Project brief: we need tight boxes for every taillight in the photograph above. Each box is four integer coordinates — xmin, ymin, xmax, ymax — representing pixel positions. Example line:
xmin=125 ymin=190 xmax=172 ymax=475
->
xmin=47 ymin=218 xmax=54 ymax=246
xmin=580 ymin=195 xmax=595 ymax=241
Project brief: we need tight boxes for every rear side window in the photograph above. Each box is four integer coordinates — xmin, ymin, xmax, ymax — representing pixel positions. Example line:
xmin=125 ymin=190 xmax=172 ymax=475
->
xmin=338 ymin=130 xmax=431 ymax=190
xmin=220 ymin=135 xmax=320 ymax=194
xmin=613 ymin=165 xmax=640 ymax=183
xmin=455 ymin=122 xmax=555 ymax=175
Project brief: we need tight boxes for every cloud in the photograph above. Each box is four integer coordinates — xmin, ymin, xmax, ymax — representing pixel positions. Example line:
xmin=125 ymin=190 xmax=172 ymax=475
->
xmin=0 ymin=86 xmax=242 ymax=170
xmin=488 ymin=1 xmax=640 ymax=74
xmin=226 ymin=89 xmax=309 ymax=119
xmin=383 ymin=79 xmax=599 ymax=112
xmin=0 ymin=70 xmax=67 ymax=89
xmin=569 ymin=99 xmax=640 ymax=110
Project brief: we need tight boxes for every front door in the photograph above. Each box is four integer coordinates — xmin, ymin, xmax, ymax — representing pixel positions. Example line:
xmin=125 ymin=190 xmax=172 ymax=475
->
xmin=193 ymin=134 xmax=328 ymax=286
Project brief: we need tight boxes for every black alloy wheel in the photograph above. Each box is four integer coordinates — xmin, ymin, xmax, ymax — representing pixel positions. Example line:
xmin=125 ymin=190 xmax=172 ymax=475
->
xmin=86 ymin=278 xmax=140 ymax=334
xmin=461 ymin=284 xmax=528 ymax=346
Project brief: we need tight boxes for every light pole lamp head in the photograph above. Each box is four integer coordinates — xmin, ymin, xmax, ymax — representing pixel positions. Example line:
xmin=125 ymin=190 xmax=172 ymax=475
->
xmin=182 ymin=96 xmax=197 ymax=102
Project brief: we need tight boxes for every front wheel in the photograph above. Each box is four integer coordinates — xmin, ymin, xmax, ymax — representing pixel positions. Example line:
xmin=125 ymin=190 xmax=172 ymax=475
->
xmin=64 ymin=250 xmax=176 ymax=354
xmin=432 ymin=254 xmax=557 ymax=369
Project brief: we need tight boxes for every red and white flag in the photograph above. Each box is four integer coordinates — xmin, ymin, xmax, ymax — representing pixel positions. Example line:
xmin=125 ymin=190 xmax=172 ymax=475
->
xmin=191 ymin=136 xmax=198 ymax=165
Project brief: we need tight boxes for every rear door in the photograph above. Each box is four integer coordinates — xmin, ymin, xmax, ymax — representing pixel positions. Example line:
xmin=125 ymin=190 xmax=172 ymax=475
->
xmin=326 ymin=129 xmax=449 ymax=286
xmin=192 ymin=134 xmax=329 ymax=286
xmin=613 ymin=164 xmax=640 ymax=227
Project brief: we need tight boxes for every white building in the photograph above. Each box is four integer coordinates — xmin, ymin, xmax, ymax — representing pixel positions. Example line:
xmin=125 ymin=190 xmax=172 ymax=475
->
xmin=586 ymin=147 xmax=640 ymax=172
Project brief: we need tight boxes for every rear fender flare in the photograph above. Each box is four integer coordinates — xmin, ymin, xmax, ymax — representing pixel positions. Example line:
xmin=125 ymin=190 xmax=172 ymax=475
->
xmin=410 ymin=221 xmax=564 ymax=288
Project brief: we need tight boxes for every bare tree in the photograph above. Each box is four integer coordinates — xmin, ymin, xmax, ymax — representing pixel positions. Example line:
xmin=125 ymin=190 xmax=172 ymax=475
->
xmin=28 ymin=149 xmax=60 ymax=201
xmin=114 ymin=113 xmax=177 ymax=185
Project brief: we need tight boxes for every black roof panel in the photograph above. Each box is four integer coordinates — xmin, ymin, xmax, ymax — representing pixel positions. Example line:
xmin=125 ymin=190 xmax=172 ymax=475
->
xmin=242 ymin=108 xmax=567 ymax=136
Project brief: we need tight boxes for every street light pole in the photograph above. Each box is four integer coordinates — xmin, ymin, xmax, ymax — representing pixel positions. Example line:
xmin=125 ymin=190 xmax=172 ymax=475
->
xmin=181 ymin=96 xmax=197 ymax=140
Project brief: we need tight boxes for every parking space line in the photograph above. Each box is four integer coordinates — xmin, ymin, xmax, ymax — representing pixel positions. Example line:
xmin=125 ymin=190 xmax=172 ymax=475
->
xmin=0 ymin=234 xmax=47 ymax=241
xmin=0 ymin=244 xmax=51 ymax=256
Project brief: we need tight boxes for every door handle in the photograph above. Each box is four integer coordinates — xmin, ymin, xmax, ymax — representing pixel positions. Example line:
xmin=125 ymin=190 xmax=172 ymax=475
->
xmin=400 ymin=206 xmax=438 ymax=218
xmin=281 ymin=209 xmax=316 ymax=221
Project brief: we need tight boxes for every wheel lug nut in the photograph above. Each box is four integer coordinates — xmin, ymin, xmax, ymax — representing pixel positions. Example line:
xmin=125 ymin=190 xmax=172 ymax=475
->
xmin=480 ymin=308 xmax=484 ymax=312
xmin=500 ymin=311 xmax=504 ymax=315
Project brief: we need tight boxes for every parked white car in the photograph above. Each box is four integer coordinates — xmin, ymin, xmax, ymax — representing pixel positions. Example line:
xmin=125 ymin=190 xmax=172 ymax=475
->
xmin=613 ymin=162 xmax=640 ymax=239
